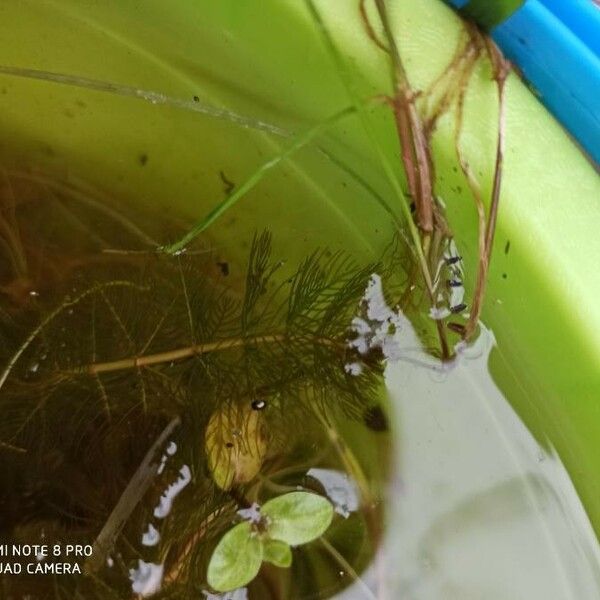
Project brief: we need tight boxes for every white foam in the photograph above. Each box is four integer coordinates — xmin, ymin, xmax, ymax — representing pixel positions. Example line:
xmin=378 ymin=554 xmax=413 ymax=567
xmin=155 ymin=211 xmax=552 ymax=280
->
xmin=129 ymin=559 xmax=164 ymax=597
xmin=429 ymin=306 xmax=451 ymax=320
xmin=237 ymin=503 xmax=262 ymax=524
xmin=307 ymin=468 xmax=359 ymax=518
xmin=156 ymin=441 xmax=177 ymax=475
xmin=141 ymin=523 xmax=160 ymax=547
xmin=344 ymin=362 xmax=363 ymax=376
xmin=154 ymin=465 xmax=192 ymax=519
xmin=449 ymin=281 xmax=465 ymax=308
xmin=348 ymin=274 xmax=403 ymax=362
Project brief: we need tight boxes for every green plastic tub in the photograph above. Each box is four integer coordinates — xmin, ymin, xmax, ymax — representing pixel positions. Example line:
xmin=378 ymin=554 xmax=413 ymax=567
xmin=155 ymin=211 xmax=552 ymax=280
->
xmin=1 ymin=0 xmax=599 ymax=598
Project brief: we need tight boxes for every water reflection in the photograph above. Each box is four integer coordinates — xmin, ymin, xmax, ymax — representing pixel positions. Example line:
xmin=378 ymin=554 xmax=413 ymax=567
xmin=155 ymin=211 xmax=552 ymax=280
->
xmin=338 ymin=316 xmax=600 ymax=599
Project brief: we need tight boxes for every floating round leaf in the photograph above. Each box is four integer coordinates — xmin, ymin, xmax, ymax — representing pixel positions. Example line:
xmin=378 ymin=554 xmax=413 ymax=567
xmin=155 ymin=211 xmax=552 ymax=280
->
xmin=205 ymin=402 xmax=268 ymax=491
xmin=262 ymin=539 xmax=292 ymax=568
xmin=261 ymin=491 xmax=334 ymax=546
xmin=207 ymin=521 xmax=263 ymax=593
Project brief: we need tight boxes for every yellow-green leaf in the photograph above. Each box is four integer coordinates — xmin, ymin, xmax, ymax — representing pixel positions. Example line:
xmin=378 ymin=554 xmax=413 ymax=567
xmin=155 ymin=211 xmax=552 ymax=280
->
xmin=207 ymin=521 xmax=263 ymax=592
xmin=262 ymin=539 xmax=292 ymax=568
xmin=205 ymin=402 xmax=268 ymax=490
xmin=261 ymin=491 xmax=333 ymax=546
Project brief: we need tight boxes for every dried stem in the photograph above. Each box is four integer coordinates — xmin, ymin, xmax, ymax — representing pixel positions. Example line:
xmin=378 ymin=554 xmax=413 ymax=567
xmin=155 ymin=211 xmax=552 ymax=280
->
xmin=422 ymin=26 xmax=483 ymax=135
xmin=359 ymin=0 xmax=389 ymax=53
xmin=373 ymin=0 xmax=434 ymax=233
xmin=371 ymin=0 xmax=451 ymax=359
xmin=364 ymin=7 xmax=509 ymax=350
xmin=453 ymin=43 xmax=488 ymax=335
xmin=463 ymin=40 xmax=510 ymax=339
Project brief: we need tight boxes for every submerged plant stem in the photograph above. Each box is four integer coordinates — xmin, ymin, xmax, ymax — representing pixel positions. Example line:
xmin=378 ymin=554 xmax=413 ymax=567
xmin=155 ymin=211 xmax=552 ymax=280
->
xmin=316 ymin=408 xmax=383 ymax=573
xmin=0 ymin=439 xmax=27 ymax=454
xmin=0 ymin=281 xmax=143 ymax=392
xmin=81 ymin=334 xmax=340 ymax=375
xmin=10 ymin=171 xmax=159 ymax=248
xmin=319 ymin=537 xmax=377 ymax=600
xmin=163 ymin=504 xmax=235 ymax=585
xmin=0 ymin=215 xmax=27 ymax=278
xmin=317 ymin=411 xmax=373 ymax=509
xmin=85 ymin=417 xmax=182 ymax=574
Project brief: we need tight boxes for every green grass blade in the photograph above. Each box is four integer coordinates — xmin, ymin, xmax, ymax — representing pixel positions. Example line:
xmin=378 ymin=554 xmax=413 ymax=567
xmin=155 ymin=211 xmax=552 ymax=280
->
xmin=162 ymin=105 xmax=356 ymax=254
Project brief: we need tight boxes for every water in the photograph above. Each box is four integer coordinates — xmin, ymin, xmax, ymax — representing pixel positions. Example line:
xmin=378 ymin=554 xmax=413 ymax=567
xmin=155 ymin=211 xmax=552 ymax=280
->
xmin=379 ymin=318 xmax=600 ymax=599
xmin=0 ymin=173 xmax=389 ymax=599
xmin=0 ymin=169 xmax=599 ymax=600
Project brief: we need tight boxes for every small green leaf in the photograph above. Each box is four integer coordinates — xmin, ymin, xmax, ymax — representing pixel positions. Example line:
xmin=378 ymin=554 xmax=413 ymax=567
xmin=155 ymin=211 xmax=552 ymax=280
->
xmin=261 ymin=491 xmax=333 ymax=546
xmin=207 ymin=522 xmax=263 ymax=592
xmin=262 ymin=539 xmax=292 ymax=568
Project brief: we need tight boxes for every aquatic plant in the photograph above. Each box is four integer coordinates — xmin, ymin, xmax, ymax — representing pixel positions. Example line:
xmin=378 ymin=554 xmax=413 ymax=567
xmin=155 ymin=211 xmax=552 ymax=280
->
xmin=0 ymin=186 xmax=391 ymax=597
xmin=207 ymin=491 xmax=334 ymax=592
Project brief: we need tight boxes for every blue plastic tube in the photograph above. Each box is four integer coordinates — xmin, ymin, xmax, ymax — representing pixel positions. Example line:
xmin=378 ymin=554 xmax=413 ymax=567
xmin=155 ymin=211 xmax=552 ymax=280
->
xmin=444 ymin=0 xmax=600 ymax=164
xmin=538 ymin=0 xmax=600 ymax=56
